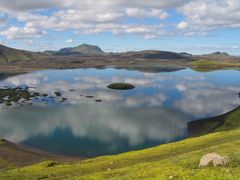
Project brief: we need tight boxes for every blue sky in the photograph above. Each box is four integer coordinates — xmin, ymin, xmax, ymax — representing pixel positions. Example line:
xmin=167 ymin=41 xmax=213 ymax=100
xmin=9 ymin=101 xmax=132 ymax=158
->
xmin=0 ymin=0 xmax=240 ymax=55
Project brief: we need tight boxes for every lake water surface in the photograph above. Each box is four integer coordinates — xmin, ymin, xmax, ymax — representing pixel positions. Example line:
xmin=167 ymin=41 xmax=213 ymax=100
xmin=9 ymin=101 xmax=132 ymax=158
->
xmin=0 ymin=68 xmax=239 ymax=157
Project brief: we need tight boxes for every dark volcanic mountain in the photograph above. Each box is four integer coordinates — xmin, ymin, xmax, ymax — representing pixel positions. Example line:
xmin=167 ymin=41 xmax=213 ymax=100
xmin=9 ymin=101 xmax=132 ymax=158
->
xmin=54 ymin=44 xmax=105 ymax=56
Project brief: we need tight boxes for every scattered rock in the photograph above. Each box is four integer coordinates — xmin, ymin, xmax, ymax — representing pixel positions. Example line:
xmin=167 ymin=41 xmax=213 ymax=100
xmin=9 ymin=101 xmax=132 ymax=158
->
xmin=107 ymin=83 xmax=135 ymax=90
xmin=60 ymin=98 xmax=68 ymax=102
xmin=0 ymin=87 xmax=42 ymax=107
xmin=54 ymin=92 xmax=62 ymax=96
xmin=199 ymin=153 xmax=230 ymax=167
xmin=86 ymin=96 xmax=94 ymax=98
xmin=95 ymin=99 xmax=102 ymax=102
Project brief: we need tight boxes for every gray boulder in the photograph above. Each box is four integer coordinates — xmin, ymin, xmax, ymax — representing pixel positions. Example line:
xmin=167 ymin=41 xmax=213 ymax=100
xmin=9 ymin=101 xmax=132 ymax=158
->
xmin=199 ymin=153 xmax=230 ymax=167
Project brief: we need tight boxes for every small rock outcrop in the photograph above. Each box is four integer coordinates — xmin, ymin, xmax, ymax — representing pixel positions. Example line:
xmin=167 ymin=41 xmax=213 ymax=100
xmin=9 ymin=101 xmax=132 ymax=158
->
xmin=199 ymin=153 xmax=230 ymax=167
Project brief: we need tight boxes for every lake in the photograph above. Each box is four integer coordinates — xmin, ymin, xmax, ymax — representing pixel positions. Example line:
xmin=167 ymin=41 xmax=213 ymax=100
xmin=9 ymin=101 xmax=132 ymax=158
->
xmin=0 ymin=68 xmax=239 ymax=157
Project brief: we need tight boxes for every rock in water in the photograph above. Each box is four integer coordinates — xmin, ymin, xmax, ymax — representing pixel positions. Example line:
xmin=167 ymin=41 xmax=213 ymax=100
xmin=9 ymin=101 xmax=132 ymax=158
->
xmin=199 ymin=153 xmax=230 ymax=167
xmin=54 ymin=92 xmax=62 ymax=96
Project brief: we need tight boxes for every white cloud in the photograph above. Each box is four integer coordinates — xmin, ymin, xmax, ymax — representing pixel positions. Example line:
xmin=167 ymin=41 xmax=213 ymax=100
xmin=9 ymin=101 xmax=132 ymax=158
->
xmin=0 ymin=26 xmax=46 ymax=39
xmin=0 ymin=0 xmax=239 ymax=40
xmin=54 ymin=9 xmax=123 ymax=23
xmin=0 ymin=0 xmax=64 ymax=11
xmin=177 ymin=21 xmax=188 ymax=29
xmin=75 ymin=23 xmax=168 ymax=39
xmin=0 ymin=0 xmax=189 ymax=12
xmin=115 ymin=0 xmax=190 ymax=9
xmin=0 ymin=0 xmax=187 ymax=39
xmin=66 ymin=38 xmax=73 ymax=43
xmin=179 ymin=0 xmax=240 ymax=30
xmin=126 ymin=8 xmax=168 ymax=19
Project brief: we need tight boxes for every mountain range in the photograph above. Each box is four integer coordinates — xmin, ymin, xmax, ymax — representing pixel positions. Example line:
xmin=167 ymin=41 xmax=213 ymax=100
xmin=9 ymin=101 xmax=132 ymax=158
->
xmin=0 ymin=43 xmax=238 ymax=65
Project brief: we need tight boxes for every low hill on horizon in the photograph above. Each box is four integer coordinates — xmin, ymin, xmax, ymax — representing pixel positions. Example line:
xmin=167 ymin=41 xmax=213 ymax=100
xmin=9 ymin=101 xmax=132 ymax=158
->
xmin=113 ymin=50 xmax=192 ymax=60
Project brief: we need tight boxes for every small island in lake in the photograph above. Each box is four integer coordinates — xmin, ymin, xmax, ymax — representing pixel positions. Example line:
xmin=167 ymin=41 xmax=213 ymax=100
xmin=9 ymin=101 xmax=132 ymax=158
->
xmin=107 ymin=83 xmax=135 ymax=90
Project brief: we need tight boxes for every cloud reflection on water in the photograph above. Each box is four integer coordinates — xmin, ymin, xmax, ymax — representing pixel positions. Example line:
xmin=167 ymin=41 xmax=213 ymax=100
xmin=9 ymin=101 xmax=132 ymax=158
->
xmin=0 ymin=68 xmax=239 ymax=156
xmin=0 ymin=104 xmax=189 ymax=146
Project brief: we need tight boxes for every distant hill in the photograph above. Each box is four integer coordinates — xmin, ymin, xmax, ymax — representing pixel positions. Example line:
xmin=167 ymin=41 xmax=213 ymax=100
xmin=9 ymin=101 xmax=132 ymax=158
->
xmin=54 ymin=44 xmax=105 ymax=56
xmin=42 ymin=50 xmax=56 ymax=56
xmin=195 ymin=51 xmax=239 ymax=62
xmin=115 ymin=50 xmax=192 ymax=60
xmin=0 ymin=44 xmax=44 ymax=64
xmin=201 ymin=51 xmax=230 ymax=58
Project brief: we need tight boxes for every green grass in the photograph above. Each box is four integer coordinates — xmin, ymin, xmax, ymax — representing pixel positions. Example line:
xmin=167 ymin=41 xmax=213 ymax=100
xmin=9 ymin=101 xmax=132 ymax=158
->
xmin=0 ymin=110 xmax=240 ymax=179
xmin=189 ymin=60 xmax=240 ymax=72
xmin=216 ymin=110 xmax=240 ymax=132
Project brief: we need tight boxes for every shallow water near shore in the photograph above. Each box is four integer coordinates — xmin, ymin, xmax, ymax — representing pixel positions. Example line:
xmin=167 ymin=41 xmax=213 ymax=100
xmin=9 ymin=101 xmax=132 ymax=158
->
xmin=0 ymin=68 xmax=239 ymax=157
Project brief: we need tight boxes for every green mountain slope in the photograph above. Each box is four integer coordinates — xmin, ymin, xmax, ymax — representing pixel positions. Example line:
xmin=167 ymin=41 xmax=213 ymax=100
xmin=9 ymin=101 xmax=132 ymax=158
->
xmin=0 ymin=44 xmax=43 ymax=64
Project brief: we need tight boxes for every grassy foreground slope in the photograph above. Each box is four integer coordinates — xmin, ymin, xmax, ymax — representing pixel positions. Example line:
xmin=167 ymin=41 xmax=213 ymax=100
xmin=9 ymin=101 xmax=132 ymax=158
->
xmin=0 ymin=110 xmax=240 ymax=179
